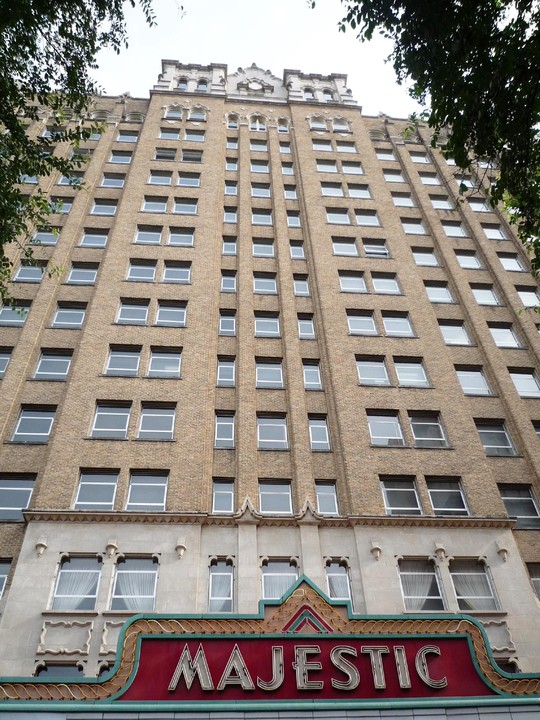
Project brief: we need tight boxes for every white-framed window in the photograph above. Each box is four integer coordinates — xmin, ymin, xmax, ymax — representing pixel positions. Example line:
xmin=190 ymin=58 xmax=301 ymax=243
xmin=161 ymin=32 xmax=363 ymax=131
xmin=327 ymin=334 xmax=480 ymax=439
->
xmin=336 ymin=141 xmax=356 ymax=153
xmin=384 ymin=170 xmax=405 ymax=183
xmin=225 ymin=157 xmax=238 ymax=171
xmin=381 ymin=477 xmax=421 ymax=515
xmin=251 ymin=160 xmax=269 ymax=174
xmin=316 ymin=482 xmax=338 ymax=515
xmin=456 ymin=367 xmax=492 ymax=396
xmin=409 ymin=412 xmax=448 ymax=448
xmin=250 ymin=115 xmax=266 ymax=131
xmin=402 ymin=218 xmax=426 ymax=235
xmin=355 ymin=210 xmax=380 ymax=226
xmin=34 ymin=351 xmax=72 ymax=381
xmin=135 ymin=226 xmax=162 ymax=245
xmin=159 ymin=128 xmax=180 ymax=139
xmin=111 ymin=557 xmax=158 ymax=611
xmin=282 ymin=163 xmax=294 ymax=175
xmin=259 ymin=481 xmax=292 ymax=514
xmin=255 ymin=313 xmax=280 ymax=337
xmin=412 ymin=248 xmax=438 ymax=266
xmin=188 ymin=107 xmax=206 ymax=121
xmin=226 ymin=137 xmax=237 ymax=149
xmin=287 ymin=210 xmax=301 ymax=227
xmin=488 ymin=323 xmax=520 ymax=348
xmin=227 ymin=114 xmax=238 ymax=129
xmin=449 ymin=560 xmax=498 ymax=611
xmin=52 ymin=557 xmax=102 ymax=610
xmin=278 ymin=119 xmax=289 ymax=133
xmin=316 ymin=159 xmax=338 ymax=173
xmin=431 ymin=195 xmax=453 ymax=210
xmin=52 ymin=304 xmax=86 ymax=328
xmin=475 ymin=421 xmax=516 ymax=456
xmin=332 ymin=237 xmax=358 ymax=256
xmin=209 ymin=560 xmax=233 ymax=612
xmin=471 ymin=284 xmax=499 ymax=306
xmin=395 ymin=359 xmax=429 ymax=387
xmin=253 ymin=238 xmax=274 ymax=257
xmin=165 ymin=105 xmax=183 ymax=118
xmin=127 ymin=260 xmax=157 ymax=282
xmin=138 ymin=405 xmax=175 ymax=441
xmin=250 ymin=139 xmax=267 ymax=152
xmin=363 ymin=239 xmax=389 ymax=258
xmin=332 ymin=118 xmax=350 ymax=132
xmin=482 ymin=224 xmax=506 ymax=240
xmin=174 ymin=198 xmax=198 ymax=215
xmin=303 ymin=361 xmax=322 ymax=390
xmin=0 ymin=350 xmax=12 ymax=379
xmin=252 ymin=209 xmax=273 ymax=225
xmin=222 ymin=236 xmax=237 ymax=255
xmin=392 ymin=192 xmax=414 ymax=207
xmin=155 ymin=302 xmax=187 ymax=327
xmin=0 ymin=474 xmax=34 ymax=519
xmin=304 ymin=87 xmax=315 ymax=100
xmin=14 ymin=263 xmax=45 ymax=283
xmin=427 ymin=478 xmax=468 ymax=516
xmin=455 ymin=251 xmax=481 ymax=269
xmin=348 ymin=183 xmax=371 ymax=198
xmin=313 ymin=139 xmax=332 ymax=152
xmin=33 ymin=229 xmax=59 ymax=245
xmin=219 ymin=311 xmax=236 ymax=336
xmin=149 ymin=171 xmax=172 ymax=186
xmin=348 ymin=311 xmax=377 ymax=336
xmin=225 ymin=181 xmax=237 ymax=196
xmin=517 ymin=287 xmax=540 ymax=307
xmin=182 ymin=149 xmax=203 ymax=163
xmin=341 ymin=161 xmax=363 ymax=175
xmin=117 ymin=130 xmax=138 ymax=143
xmin=499 ymin=485 xmax=540 ymax=528
xmin=256 ymin=360 xmax=283 ymax=389
xmin=327 ymin=208 xmax=350 ymax=224
xmin=147 ymin=348 xmax=182 ymax=378
xmin=221 ymin=271 xmax=237 ymax=293
xmin=290 ymin=241 xmax=305 ymax=259
xmin=298 ymin=313 xmax=315 ymax=339
xmin=126 ymin=472 xmax=168 ymax=511
xmin=261 ymin=560 xmax=298 ymax=599
xmin=376 ymin=148 xmax=396 ymax=161
xmin=309 ymin=117 xmax=327 ymax=131
xmin=154 ymin=147 xmax=176 ymax=162
xmin=74 ymin=470 xmax=118 ymax=510
xmin=439 ymin=321 xmax=471 ymax=345
xmin=410 ymin=151 xmax=429 ymax=163
xmin=252 ymin=183 xmax=271 ymax=198
xmin=168 ymin=228 xmax=194 ymax=247
xmin=163 ymin=262 xmax=191 ymax=284
xmin=178 ymin=172 xmax=201 ymax=187
xmin=214 ymin=413 xmax=235 ymax=448
xmin=284 ymin=184 xmax=297 ymax=199
xmin=91 ymin=199 xmax=118 ymax=215
xmin=105 ymin=347 xmax=140 ymax=377
xmin=425 ymin=282 xmax=454 ymax=303
xmin=309 ymin=416 xmax=330 ymax=451
xmin=498 ymin=253 xmax=525 ymax=272
xmin=326 ymin=562 xmax=352 ymax=602
xmin=117 ymin=300 xmax=149 ymax=325
xmin=468 ymin=198 xmax=490 ymax=212
xmin=368 ymin=413 xmax=405 ymax=446
xmin=356 ymin=357 xmax=389 ymax=386
xmin=184 ymin=129 xmax=205 ymax=142
xmin=293 ymin=274 xmax=309 ymax=296
xmin=399 ymin=559 xmax=444 ymax=611
xmin=212 ymin=479 xmax=234 ymax=514
xmin=322 ymin=89 xmax=334 ymax=102
xmin=257 ymin=415 xmax=288 ymax=450
xmin=50 ymin=197 xmax=73 ymax=214
xmin=217 ymin=357 xmax=235 ymax=387
xmin=382 ymin=312 xmax=414 ymax=337
xmin=13 ymin=406 xmax=56 ymax=444
xmin=419 ymin=172 xmax=440 ymax=185
xmin=91 ymin=404 xmax=130 ymax=439
xmin=110 ymin=151 xmax=132 ymax=164
xmin=509 ymin=370 xmax=540 ymax=398
xmin=67 ymin=263 xmax=98 ymax=285
xmin=339 ymin=271 xmax=366 ymax=293
xmin=372 ymin=273 xmax=400 ymax=294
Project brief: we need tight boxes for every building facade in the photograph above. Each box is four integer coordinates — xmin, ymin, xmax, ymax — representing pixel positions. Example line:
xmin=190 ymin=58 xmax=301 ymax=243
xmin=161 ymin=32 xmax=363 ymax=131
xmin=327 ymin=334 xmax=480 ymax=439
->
xmin=0 ymin=61 xmax=540 ymax=715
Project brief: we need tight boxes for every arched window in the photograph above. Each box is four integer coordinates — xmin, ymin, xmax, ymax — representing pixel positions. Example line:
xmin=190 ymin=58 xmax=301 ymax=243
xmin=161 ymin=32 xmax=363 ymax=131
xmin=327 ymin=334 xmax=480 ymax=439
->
xmin=332 ymin=117 xmax=350 ymax=133
xmin=177 ymin=77 xmax=188 ymax=91
xmin=189 ymin=107 xmax=206 ymax=121
xmin=309 ymin=116 xmax=327 ymax=131
xmin=277 ymin=118 xmax=289 ymax=134
xmin=323 ymin=89 xmax=334 ymax=102
xmin=165 ymin=105 xmax=183 ymax=120
xmin=304 ymin=88 xmax=315 ymax=100
xmin=197 ymin=79 xmax=208 ymax=92
xmin=250 ymin=115 xmax=266 ymax=131
xmin=227 ymin=114 xmax=239 ymax=129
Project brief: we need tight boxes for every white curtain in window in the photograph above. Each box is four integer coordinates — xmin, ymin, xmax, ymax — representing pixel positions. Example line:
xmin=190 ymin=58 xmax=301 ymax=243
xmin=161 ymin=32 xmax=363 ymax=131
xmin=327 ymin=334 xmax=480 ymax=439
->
xmin=209 ymin=573 xmax=232 ymax=611
xmin=54 ymin=570 xmax=98 ymax=610
xmin=328 ymin=574 xmax=350 ymax=599
xmin=263 ymin=574 xmax=295 ymax=599
xmin=452 ymin=568 xmax=496 ymax=611
xmin=115 ymin=570 xmax=156 ymax=610
xmin=400 ymin=561 xmax=435 ymax=611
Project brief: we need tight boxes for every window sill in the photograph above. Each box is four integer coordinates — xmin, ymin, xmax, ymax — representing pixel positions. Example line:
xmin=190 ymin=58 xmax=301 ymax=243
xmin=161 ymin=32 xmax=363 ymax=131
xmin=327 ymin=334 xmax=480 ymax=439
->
xmin=42 ymin=610 xmax=99 ymax=617
xmin=4 ymin=440 xmax=49 ymax=445
xmin=133 ymin=439 xmax=176 ymax=443
xmin=257 ymin=447 xmax=290 ymax=452
xmin=85 ymin=437 xmax=128 ymax=441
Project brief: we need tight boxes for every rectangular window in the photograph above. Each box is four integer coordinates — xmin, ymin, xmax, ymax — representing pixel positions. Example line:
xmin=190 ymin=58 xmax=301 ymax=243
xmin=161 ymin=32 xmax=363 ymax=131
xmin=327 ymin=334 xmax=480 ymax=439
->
xmin=251 ymin=183 xmax=271 ymax=198
xmin=356 ymin=357 xmax=389 ymax=386
xmin=410 ymin=152 xmax=429 ymax=163
xmin=227 ymin=137 xmax=238 ymax=149
xmin=225 ymin=158 xmax=238 ymax=171
xmin=256 ymin=360 xmax=283 ymax=388
xmin=67 ymin=263 xmax=98 ymax=285
xmin=327 ymin=208 xmax=350 ymax=224
xmin=225 ymin=181 xmax=237 ymax=196
xmin=34 ymin=351 xmax=72 ymax=381
xmin=184 ymin=129 xmax=205 ymax=142
xmin=91 ymin=404 xmax=130 ymax=439
xmin=509 ymin=369 xmax=540 ymax=398
xmin=58 ymin=171 xmax=84 ymax=186
xmin=251 ymin=160 xmax=269 ymax=173
xmin=528 ymin=564 xmax=540 ymax=599
xmin=471 ymin=284 xmax=499 ymax=306
xmin=382 ymin=313 xmax=414 ymax=337
xmin=252 ymin=209 xmax=273 ymax=225
xmin=168 ymin=228 xmax=194 ymax=246
xmin=449 ymin=561 xmax=497 ymax=611
xmin=339 ymin=271 xmax=366 ymax=293
xmin=293 ymin=274 xmax=309 ymax=296
xmin=332 ymin=237 xmax=358 ymax=256
xmin=257 ymin=415 xmax=288 ymax=450
xmin=298 ymin=314 xmax=315 ymax=339
xmin=12 ymin=405 xmax=56 ymax=443
xmin=313 ymin=139 xmax=332 ymax=152
xmin=223 ymin=207 xmax=238 ymax=223
xmin=80 ymin=230 xmax=108 ymax=248
xmin=174 ymin=198 xmax=198 ymax=215
xmin=182 ymin=149 xmax=203 ymax=163
xmin=456 ymin=367 xmax=491 ymax=395
xmin=499 ymin=485 xmax=540 ymax=528
xmin=348 ymin=184 xmax=371 ymax=198
xmin=383 ymin=170 xmax=405 ymax=183
xmin=117 ymin=300 xmax=149 ymax=325
xmin=409 ymin=412 xmax=448 ymax=448
xmin=221 ymin=271 xmax=236 ymax=293
xmin=342 ymin=161 xmax=363 ymax=174
xmin=52 ymin=304 xmax=86 ymax=329
xmin=110 ymin=151 xmax=132 ymax=164
xmin=412 ymin=248 xmax=438 ymax=266
xmin=209 ymin=561 xmax=233 ymax=612
xmin=52 ymin=557 xmax=102 ymax=610
xmin=127 ymin=260 xmax=156 ymax=282
xmin=279 ymin=141 xmax=291 ymax=153
xmin=431 ymin=195 xmax=453 ymax=210
xmin=482 ymin=224 xmax=506 ymax=240
xmin=355 ymin=210 xmax=380 ymax=227
xmin=425 ymin=282 xmax=454 ymax=304
xmin=394 ymin=359 xmax=429 ymax=387
xmin=399 ymin=560 xmax=444 ymax=610
xmin=336 ymin=141 xmax=356 ymax=153
xmin=135 ymin=226 xmax=161 ymax=245
xmin=33 ymin=229 xmax=59 ymax=245
xmin=309 ymin=416 xmax=330 ymax=451
xmin=163 ymin=261 xmax=191 ymax=284
xmin=326 ymin=562 xmax=352 ymax=602
xmin=50 ymin=196 xmax=73 ymax=214
xmin=419 ymin=172 xmax=440 ymax=185
xmin=262 ymin=561 xmax=298 ymax=599
xmin=14 ymin=263 xmax=45 ymax=283
xmin=126 ymin=472 xmax=168 ymax=511
xmin=138 ymin=405 xmax=175 ymax=440
xmin=322 ymin=182 xmax=344 ymax=197
xmin=372 ymin=273 xmax=400 ymax=294
xmin=117 ymin=130 xmax=138 ymax=142
xmin=284 ymin=185 xmax=297 ymax=199
xmin=259 ymin=481 xmax=292 ymax=514
xmin=475 ymin=420 xmax=516 ymax=456
xmin=376 ymin=149 xmax=396 ymax=161
xmin=427 ymin=478 xmax=468 ymax=516
xmin=455 ymin=251 xmax=481 ymax=269
xmin=392 ymin=192 xmax=414 ymax=207
xmin=250 ymin=139 xmax=267 ymax=151
xmin=517 ymin=287 xmax=540 ymax=307
xmin=159 ymin=128 xmax=180 ymax=139
xmin=402 ymin=219 xmax=426 ymax=235
xmin=381 ymin=477 xmax=421 ymax=515
xmin=363 ymin=239 xmax=389 ymax=258
xmin=155 ymin=302 xmax=187 ymax=327
xmin=282 ymin=162 xmax=294 ymax=175
xmin=439 ymin=321 xmax=471 ymax=345
xmin=219 ymin=311 xmax=236 ymax=336
xmin=217 ymin=357 xmax=235 ymax=387
xmin=222 ymin=236 xmax=237 ymax=255
xmin=215 ymin=413 xmax=235 ymax=449
xmin=0 ymin=303 xmax=30 ymax=326
xmin=74 ymin=470 xmax=118 ymax=510
xmin=488 ymin=323 xmax=520 ymax=348
xmin=316 ymin=482 xmax=338 ymax=515
xmin=290 ymin=241 xmax=305 ymax=259
xmin=316 ymin=159 xmax=338 ymax=173
xmin=255 ymin=313 xmax=280 ymax=337
xmin=213 ymin=479 xmax=234 ymax=514
xmin=348 ymin=311 xmax=377 ymax=336
xmin=287 ymin=210 xmax=301 ymax=227
xmin=92 ymin=199 xmax=117 ymax=215
xmin=111 ymin=558 xmax=158 ymax=611
xmin=253 ymin=238 xmax=274 ymax=257
xmin=498 ymin=253 xmax=524 ymax=272
xmin=0 ymin=474 xmax=35 ymax=519
xmin=303 ymin=361 xmax=322 ymax=390
xmin=0 ymin=349 xmax=12 ymax=378
xmin=468 ymin=198 xmax=490 ymax=212
xmin=253 ymin=273 xmax=277 ymax=294
xmin=105 ymin=347 xmax=140 ymax=377
xmin=146 ymin=173 xmax=171 ymax=191
xmin=148 ymin=348 xmax=182 ymax=378
xmin=368 ymin=412 xmax=405 ymax=446
xmin=178 ymin=173 xmax=201 ymax=187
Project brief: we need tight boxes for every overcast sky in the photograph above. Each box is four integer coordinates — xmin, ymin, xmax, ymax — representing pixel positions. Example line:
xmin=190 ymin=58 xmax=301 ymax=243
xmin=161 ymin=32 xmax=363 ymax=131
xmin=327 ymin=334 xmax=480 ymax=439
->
xmin=93 ymin=0 xmax=422 ymax=118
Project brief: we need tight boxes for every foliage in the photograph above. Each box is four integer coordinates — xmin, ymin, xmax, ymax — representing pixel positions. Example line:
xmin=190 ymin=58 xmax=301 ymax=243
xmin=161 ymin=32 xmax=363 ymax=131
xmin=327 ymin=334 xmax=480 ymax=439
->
xmin=317 ymin=0 xmax=540 ymax=275
xmin=0 ymin=0 xmax=155 ymax=303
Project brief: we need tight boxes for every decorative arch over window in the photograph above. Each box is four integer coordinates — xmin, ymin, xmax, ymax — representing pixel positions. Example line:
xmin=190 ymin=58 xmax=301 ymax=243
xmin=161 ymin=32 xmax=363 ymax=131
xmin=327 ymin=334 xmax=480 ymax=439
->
xmin=188 ymin=106 xmax=207 ymax=121
xmin=90 ymin=109 xmax=110 ymax=122
xmin=332 ymin=116 xmax=351 ymax=133
xmin=250 ymin=114 xmax=267 ymax=131
xmin=125 ymin=111 xmax=145 ymax=123
xmin=309 ymin=115 xmax=327 ymax=131
xmin=277 ymin=118 xmax=289 ymax=133
xmin=164 ymin=104 xmax=183 ymax=120
xmin=226 ymin=113 xmax=239 ymax=129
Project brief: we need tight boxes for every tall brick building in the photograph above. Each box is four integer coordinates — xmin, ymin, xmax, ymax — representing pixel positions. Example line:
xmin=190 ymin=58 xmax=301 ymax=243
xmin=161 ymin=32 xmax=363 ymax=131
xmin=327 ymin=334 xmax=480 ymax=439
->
xmin=1 ymin=61 xmax=540 ymax=714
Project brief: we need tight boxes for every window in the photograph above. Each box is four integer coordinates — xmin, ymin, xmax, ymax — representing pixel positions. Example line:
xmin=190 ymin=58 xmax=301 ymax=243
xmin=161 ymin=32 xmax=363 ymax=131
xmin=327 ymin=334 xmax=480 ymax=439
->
xmin=395 ymin=359 xmax=429 ymax=387
xmin=111 ymin=558 xmax=158 ymax=611
xmin=498 ymin=253 xmax=524 ymax=272
xmin=367 ymin=412 xmax=405 ymax=446
xmin=52 ymin=304 xmax=86 ymax=329
xmin=278 ymin=119 xmax=289 ymax=133
xmin=326 ymin=562 xmax=351 ymax=601
xmin=280 ymin=141 xmax=292 ymax=152
xmin=209 ymin=561 xmax=233 ymax=612
xmin=355 ymin=210 xmax=380 ymax=227
xmin=392 ymin=192 xmax=414 ymax=207
xmin=309 ymin=416 xmax=330 ymax=451
xmin=337 ymin=141 xmax=356 ymax=153
xmin=356 ymin=357 xmax=389 ymax=386
xmin=91 ymin=404 xmax=130 ymax=439
xmin=117 ymin=300 xmax=149 ymax=325
xmin=178 ymin=173 xmax=201 ymax=187
xmin=482 ymin=224 xmax=506 ymax=240
xmin=222 ymin=236 xmax=237 ymax=255
xmin=50 ymin=197 xmax=73 ymax=214
xmin=332 ymin=237 xmax=358 ymax=256
xmin=527 ymin=564 xmax=540 ymax=599
xmin=327 ymin=208 xmax=351 ymax=224
xmin=449 ymin=561 xmax=497 ymax=611
xmin=412 ymin=248 xmax=438 ymax=266
xmin=409 ymin=412 xmax=448 ymax=448
xmin=0 ymin=474 xmax=35 ymax=519
xmin=225 ymin=181 xmax=237 ymax=196
xmin=52 ymin=557 xmax=102 ymax=610
xmin=419 ymin=173 xmax=440 ymax=185
xmin=303 ymin=361 xmax=322 ymax=390
xmin=110 ymin=151 xmax=132 ymax=164
xmin=80 ymin=230 xmax=108 ymax=248
xmin=376 ymin=148 xmax=396 ymax=161
xmin=455 ymin=251 xmax=481 ymax=269
xmin=215 ymin=413 xmax=235 ymax=448
xmin=439 ymin=321 xmax=471 ymax=345
xmin=168 ymin=228 xmax=194 ymax=246
xmin=509 ymin=369 xmax=540 ymax=397
xmin=148 ymin=348 xmax=182 ymax=378
xmin=138 ymin=405 xmax=175 ymax=440
xmin=259 ymin=481 xmax=292 ymax=514
xmin=252 ymin=209 xmax=272 ymax=225
xmin=468 ymin=198 xmax=490 ymax=213
xmin=159 ymin=128 xmax=180 ymax=139
xmin=339 ymin=271 xmax=366 ymax=293
xmin=117 ymin=130 xmax=138 ymax=142
xmin=250 ymin=116 xmax=266 ymax=131
xmin=0 ymin=303 xmax=29 ymax=326
xmin=381 ymin=477 xmax=421 ymax=515
xmin=293 ymin=274 xmax=309 ymax=296
xmin=256 ymin=360 xmax=283 ymax=388
xmin=185 ymin=129 xmax=205 ymax=142
xmin=372 ymin=273 xmax=400 ymax=294
xmin=322 ymin=89 xmax=334 ymax=102
xmin=225 ymin=157 xmax=238 ymax=171
xmin=219 ymin=311 xmax=236 ymax=336
xmin=73 ymin=469 xmax=116 ymax=510
xmin=517 ymin=287 xmax=540 ymax=307
xmin=148 ymin=171 xmax=172 ymax=186
xmin=313 ymin=139 xmax=332 ymax=152
xmin=34 ymin=351 xmax=72 ymax=380
xmin=182 ymin=149 xmax=203 ymax=163
xmin=348 ymin=311 xmax=377 ymax=336
xmin=251 ymin=160 xmax=269 ymax=174
xmin=384 ymin=170 xmax=405 ymax=183
xmin=499 ymin=485 xmax=540 ymax=528
xmin=255 ymin=313 xmax=280 ymax=337
xmin=382 ymin=312 xmax=414 ymax=337
xmin=126 ymin=472 xmax=168 ymax=511
xmin=127 ymin=260 xmax=156 ymax=282
xmin=165 ymin=106 xmax=183 ymax=118
xmin=155 ymin=301 xmax=187 ymax=327
xmin=135 ymin=225 xmax=163 ymax=245
xmin=67 ymin=263 xmax=98 ymax=285
xmin=257 ymin=415 xmax=288 ymax=450
xmin=154 ymin=147 xmax=176 ymax=162
xmin=488 ymin=323 xmax=520 ymax=348
xmin=106 ymin=347 xmax=141 ymax=377
xmin=213 ymin=479 xmax=234 ymax=514
xmin=399 ymin=560 xmax=444 ymax=611
xmin=163 ymin=261 xmax=191 ymax=284
xmin=221 ymin=271 xmax=236 ymax=293
xmin=402 ymin=219 xmax=426 ymax=235
xmin=174 ymin=198 xmax=198 ymax=215
xmin=0 ymin=349 xmax=12 ymax=378
xmin=316 ymin=483 xmax=338 ymax=515
xmin=475 ymin=420 xmax=516 ymax=456
xmin=262 ymin=561 xmax=298 ymax=599
xmin=290 ymin=241 xmax=305 ymax=259
xmin=33 ymin=229 xmax=59 ymax=245
xmin=298 ymin=314 xmax=315 ymax=339
xmin=349 ymin=184 xmax=371 ymax=198
xmin=217 ymin=357 xmax=235 ymax=387
xmin=250 ymin=139 xmax=267 ymax=151
xmin=471 ymin=284 xmax=499 ymax=305
xmin=342 ymin=161 xmax=363 ymax=175
xmin=253 ymin=238 xmax=274 ymax=257
xmin=13 ymin=404 xmax=56 ymax=444
xmin=252 ymin=182 xmax=270 ymax=197
xmin=316 ymin=159 xmax=338 ymax=173
xmin=363 ymin=239 xmax=389 ymax=258
xmin=332 ymin=118 xmax=350 ymax=132
xmin=310 ymin=117 xmax=327 ymax=130
xmin=410 ymin=152 xmax=429 ymax=163
xmin=431 ymin=195 xmax=453 ymax=210
xmin=284 ymin=184 xmax=297 ymax=199
xmin=425 ymin=282 xmax=454 ymax=303
xmin=427 ymin=478 xmax=468 ymax=516
xmin=456 ymin=367 xmax=492 ymax=396
xmin=282 ymin=163 xmax=295 ymax=176
xmin=196 ymin=79 xmax=208 ymax=92
xmin=287 ymin=210 xmax=301 ymax=227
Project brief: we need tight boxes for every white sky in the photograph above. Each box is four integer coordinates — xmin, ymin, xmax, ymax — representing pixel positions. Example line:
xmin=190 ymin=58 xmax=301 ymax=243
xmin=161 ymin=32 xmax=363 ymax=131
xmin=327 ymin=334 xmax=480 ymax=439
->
xmin=92 ymin=0 xmax=422 ymax=118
